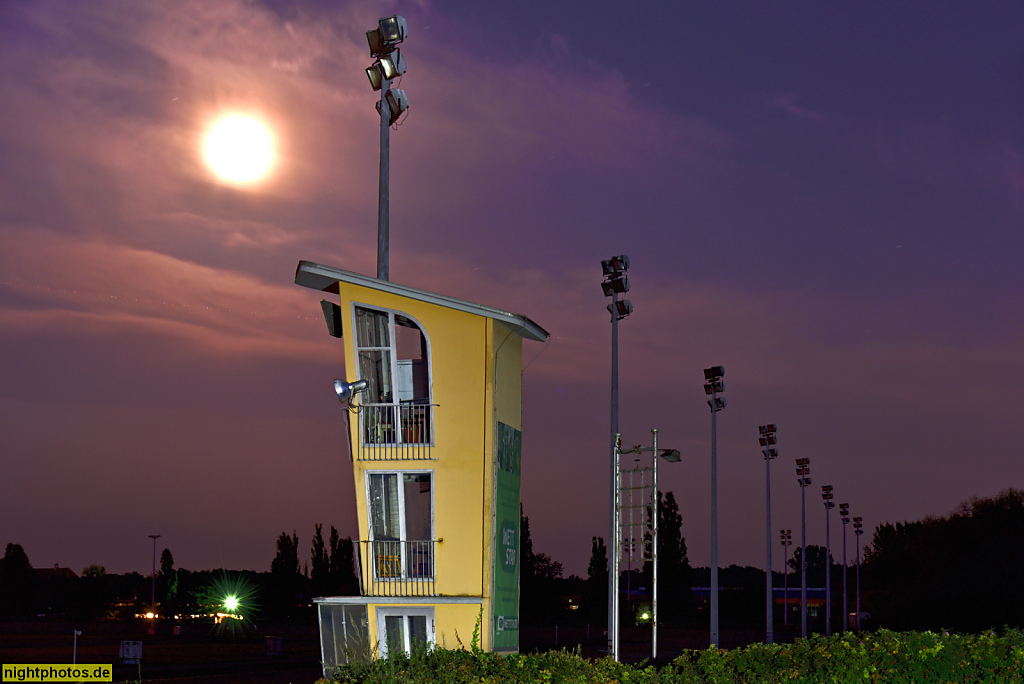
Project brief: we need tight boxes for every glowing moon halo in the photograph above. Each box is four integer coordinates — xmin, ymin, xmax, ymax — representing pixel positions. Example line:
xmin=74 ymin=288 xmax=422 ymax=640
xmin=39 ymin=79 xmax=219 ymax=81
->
xmin=202 ymin=115 xmax=274 ymax=184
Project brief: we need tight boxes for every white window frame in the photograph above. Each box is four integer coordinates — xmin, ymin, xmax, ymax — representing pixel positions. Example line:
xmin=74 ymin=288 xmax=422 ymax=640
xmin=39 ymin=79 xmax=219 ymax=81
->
xmin=365 ymin=469 xmax=435 ymax=580
xmin=352 ymin=305 xmax=436 ymax=448
xmin=351 ymin=303 xmax=433 ymax=413
xmin=376 ymin=606 xmax=435 ymax=658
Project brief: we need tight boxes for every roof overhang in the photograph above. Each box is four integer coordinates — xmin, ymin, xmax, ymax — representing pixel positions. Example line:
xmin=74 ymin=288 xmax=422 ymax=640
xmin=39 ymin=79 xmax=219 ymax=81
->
xmin=295 ymin=260 xmax=549 ymax=343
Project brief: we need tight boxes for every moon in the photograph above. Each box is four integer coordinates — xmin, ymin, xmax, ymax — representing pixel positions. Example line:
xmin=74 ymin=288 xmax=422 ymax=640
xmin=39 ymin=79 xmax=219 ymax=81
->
xmin=202 ymin=115 xmax=275 ymax=185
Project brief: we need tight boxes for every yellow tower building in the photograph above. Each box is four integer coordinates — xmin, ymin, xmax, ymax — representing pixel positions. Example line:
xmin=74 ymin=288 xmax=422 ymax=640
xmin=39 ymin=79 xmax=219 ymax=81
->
xmin=295 ymin=261 xmax=548 ymax=671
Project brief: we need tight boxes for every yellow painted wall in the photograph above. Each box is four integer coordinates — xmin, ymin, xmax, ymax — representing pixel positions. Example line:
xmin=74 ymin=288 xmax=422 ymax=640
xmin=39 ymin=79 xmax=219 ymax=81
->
xmin=332 ymin=282 xmax=533 ymax=652
xmin=364 ymin=603 xmax=485 ymax=653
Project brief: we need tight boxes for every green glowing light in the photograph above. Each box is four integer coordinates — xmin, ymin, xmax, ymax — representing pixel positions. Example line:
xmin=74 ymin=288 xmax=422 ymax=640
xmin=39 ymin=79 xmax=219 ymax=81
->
xmin=225 ymin=595 xmax=239 ymax=612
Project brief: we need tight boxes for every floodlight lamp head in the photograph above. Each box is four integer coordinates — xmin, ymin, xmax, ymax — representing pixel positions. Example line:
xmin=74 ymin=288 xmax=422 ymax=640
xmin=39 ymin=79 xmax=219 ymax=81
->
xmin=659 ymin=448 xmax=682 ymax=463
xmin=764 ymin=448 xmax=778 ymax=460
xmin=704 ymin=365 xmax=725 ymax=380
xmin=366 ymin=28 xmax=387 ymax=57
xmin=610 ymin=254 xmax=629 ymax=272
xmin=379 ymin=50 xmax=407 ymax=80
xmin=601 ymin=259 xmax=616 ymax=277
xmin=378 ymin=15 xmax=408 ymax=43
xmin=607 ymin=299 xmax=633 ymax=320
xmin=366 ymin=63 xmax=385 ymax=90
xmin=766 ymin=423 xmax=777 ymax=432
xmin=708 ymin=397 xmax=727 ymax=411
xmin=334 ymin=378 xmax=368 ymax=404
xmin=376 ymin=88 xmax=409 ymax=125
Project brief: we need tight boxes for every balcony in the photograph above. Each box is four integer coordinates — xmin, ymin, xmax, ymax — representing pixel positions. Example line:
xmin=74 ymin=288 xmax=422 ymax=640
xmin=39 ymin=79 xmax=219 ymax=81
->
xmin=356 ymin=540 xmax=437 ymax=597
xmin=357 ymin=402 xmax=436 ymax=461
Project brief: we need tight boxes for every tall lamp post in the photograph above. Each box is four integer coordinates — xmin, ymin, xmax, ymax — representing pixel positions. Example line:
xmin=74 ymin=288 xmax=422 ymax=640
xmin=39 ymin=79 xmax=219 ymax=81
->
xmin=780 ymin=530 xmax=792 ymax=627
xmin=795 ymin=458 xmax=811 ymax=637
xmin=759 ymin=424 xmax=778 ymax=644
xmin=602 ymin=255 xmax=631 ymax=660
xmin=839 ymin=503 xmax=849 ymax=631
xmin=853 ymin=516 xmax=864 ymax=630
xmin=821 ymin=485 xmax=834 ymax=636
xmin=619 ymin=429 xmax=681 ymax=661
xmin=148 ymin=534 xmax=161 ymax=635
xmin=704 ymin=366 xmax=726 ymax=648
xmin=365 ymin=15 xmax=410 ymax=281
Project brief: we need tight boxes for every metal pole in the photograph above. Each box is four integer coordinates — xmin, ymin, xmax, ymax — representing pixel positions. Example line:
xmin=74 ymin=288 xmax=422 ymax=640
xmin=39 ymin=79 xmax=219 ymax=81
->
xmin=825 ymin=504 xmax=831 ymax=637
xmin=800 ymin=484 xmax=807 ymax=638
xmin=782 ymin=535 xmax=789 ymax=627
xmin=710 ymin=399 xmax=719 ymax=648
xmin=73 ymin=629 xmax=81 ymax=664
xmin=612 ymin=434 xmax=621 ymax=660
xmin=607 ymin=287 xmax=619 ymax=660
xmin=149 ymin=534 xmax=160 ymax=635
xmin=652 ymin=429 xmax=658 ymax=661
xmin=377 ymin=80 xmax=391 ymax=281
xmin=842 ymin=517 xmax=848 ymax=632
xmin=855 ymin=528 xmax=861 ymax=631
xmin=765 ymin=453 xmax=773 ymax=644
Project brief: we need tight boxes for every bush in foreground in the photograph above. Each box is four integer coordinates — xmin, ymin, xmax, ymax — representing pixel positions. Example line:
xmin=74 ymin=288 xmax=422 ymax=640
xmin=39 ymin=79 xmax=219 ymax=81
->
xmin=320 ymin=629 xmax=1024 ymax=683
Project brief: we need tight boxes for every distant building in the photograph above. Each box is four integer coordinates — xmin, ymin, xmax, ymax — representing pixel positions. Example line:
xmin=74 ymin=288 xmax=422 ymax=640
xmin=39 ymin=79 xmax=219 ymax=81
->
xmin=34 ymin=565 xmax=78 ymax=581
xmin=295 ymin=262 xmax=548 ymax=672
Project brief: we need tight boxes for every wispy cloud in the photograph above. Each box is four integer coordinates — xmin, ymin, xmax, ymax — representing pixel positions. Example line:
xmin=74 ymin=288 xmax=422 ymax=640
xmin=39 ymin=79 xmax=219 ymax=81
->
xmin=769 ymin=91 xmax=827 ymax=121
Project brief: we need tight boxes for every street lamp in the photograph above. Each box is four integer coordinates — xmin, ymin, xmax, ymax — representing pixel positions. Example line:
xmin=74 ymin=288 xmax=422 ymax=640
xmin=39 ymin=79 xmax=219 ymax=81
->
xmin=821 ymin=485 xmax=834 ymax=636
xmin=148 ymin=534 xmax=161 ymax=635
xmin=704 ymin=365 xmax=725 ymax=648
xmin=618 ymin=429 xmax=680 ymax=661
xmin=780 ymin=529 xmax=792 ymax=627
xmin=795 ymin=458 xmax=811 ymax=637
xmin=759 ymin=424 xmax=778 ymax=644
xmin=365 ymin=15 xmax=409 ymax=281
xmin=853 ymin=516 xmax=864 ymax=630
xmin=839 ymin=503 xmax=849 ymax=632
xmin=602 ymin=255 xmax=631 ymax=660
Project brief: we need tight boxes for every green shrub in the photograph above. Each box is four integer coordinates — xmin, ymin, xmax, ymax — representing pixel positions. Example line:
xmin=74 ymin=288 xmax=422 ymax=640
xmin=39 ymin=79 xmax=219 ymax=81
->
xmin=321 ymin=629 xmax=1024 ymax=684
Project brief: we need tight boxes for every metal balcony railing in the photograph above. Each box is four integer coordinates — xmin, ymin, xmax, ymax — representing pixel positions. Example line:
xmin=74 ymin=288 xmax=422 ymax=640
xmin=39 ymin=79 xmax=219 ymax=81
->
xmin=356 ymin=540 xmax=437 ymax=597
xmin=357 ymin=402 xmax=435 ymax=461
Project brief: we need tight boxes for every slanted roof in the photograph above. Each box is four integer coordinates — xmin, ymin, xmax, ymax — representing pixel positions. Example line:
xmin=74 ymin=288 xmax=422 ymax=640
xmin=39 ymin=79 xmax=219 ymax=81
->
xmin=295 ymin=260 xmax=550 ymax=343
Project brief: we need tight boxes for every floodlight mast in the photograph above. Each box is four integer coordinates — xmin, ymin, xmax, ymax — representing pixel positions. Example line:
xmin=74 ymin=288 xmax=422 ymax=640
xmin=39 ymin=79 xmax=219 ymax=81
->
xmin=704 ymin=366 xmax=725 ymax=648
xmin=759 ymin=424 xmax=778 ymax=644
xmin=795 ymin=458 xmax=811 ymax=637
xmin=365 ymin=15 xmax=409 ymax=281
xmin=780 ymin=530 xmax=792 ymax=627
xmin=601 ymin=255 xmax=631 ymax=661
xmin=853 ymin=516 xmax=864 ymax=630
xmin=822 ymin=485 xmax=835 ymax=636
xmin=840 ymin=503 xmax=850 ymax=632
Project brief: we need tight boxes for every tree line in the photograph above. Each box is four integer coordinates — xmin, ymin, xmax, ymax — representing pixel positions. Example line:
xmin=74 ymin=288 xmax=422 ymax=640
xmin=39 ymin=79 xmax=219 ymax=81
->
xmin=521 ymin=487 xmax=1024 ymax=636
xmin=4 ymin=488 xmax=1021 ymax=634
xmin=0 ymin=523 xmax=357 ymax=622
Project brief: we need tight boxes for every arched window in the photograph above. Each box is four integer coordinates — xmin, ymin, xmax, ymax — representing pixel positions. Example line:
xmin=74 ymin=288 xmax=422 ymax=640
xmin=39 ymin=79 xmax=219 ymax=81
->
xmin=354 ymin=305 xmax=433 ymax=457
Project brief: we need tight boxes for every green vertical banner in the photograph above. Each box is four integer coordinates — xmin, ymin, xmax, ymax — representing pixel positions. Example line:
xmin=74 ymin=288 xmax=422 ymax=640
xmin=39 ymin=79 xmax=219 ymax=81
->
xmin=493 ymin=421 xmax=521 ymax=651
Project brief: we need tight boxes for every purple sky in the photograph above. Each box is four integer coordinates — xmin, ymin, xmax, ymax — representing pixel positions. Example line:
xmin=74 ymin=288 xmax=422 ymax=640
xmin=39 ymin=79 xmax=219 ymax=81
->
xmin=2 ymin=1 xmax=1023 ymax=579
